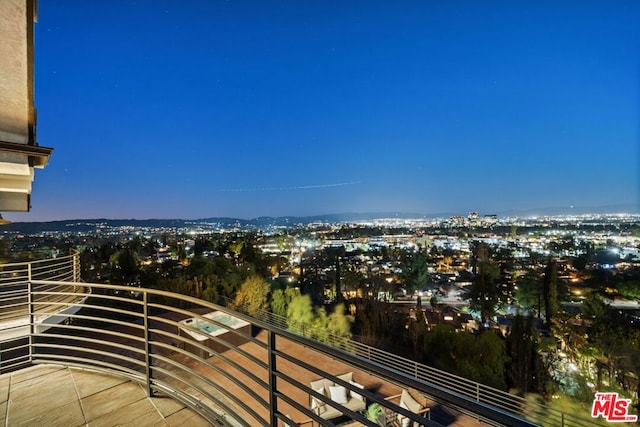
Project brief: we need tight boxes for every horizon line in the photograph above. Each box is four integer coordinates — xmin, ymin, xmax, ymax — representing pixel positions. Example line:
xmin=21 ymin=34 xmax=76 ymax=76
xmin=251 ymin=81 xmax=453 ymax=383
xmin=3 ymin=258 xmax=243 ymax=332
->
xmin=4 ymin=205 xmax=640 ymax=224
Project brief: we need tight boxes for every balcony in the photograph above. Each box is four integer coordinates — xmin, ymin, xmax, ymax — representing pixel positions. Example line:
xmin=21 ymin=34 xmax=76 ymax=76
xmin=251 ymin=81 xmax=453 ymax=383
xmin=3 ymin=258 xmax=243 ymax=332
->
xmin=0 ymin=364 xmax=210 ymax=425
xmin=0 ymin=253 xmax=595 ymax=426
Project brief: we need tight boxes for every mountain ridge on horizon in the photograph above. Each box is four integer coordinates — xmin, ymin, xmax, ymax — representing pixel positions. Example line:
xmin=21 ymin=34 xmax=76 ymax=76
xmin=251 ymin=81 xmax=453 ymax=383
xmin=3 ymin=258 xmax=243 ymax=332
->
xmin=2 ymin=203 xmax=638 ymax=233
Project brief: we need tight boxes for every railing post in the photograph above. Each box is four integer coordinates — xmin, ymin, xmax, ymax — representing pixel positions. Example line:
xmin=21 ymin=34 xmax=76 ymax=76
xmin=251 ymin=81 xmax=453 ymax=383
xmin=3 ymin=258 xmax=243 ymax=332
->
xmin=268 ymin=330 xmax=278 ymax=427
xmin=476 ymin=383 xmax=481 ymax=423
xmin=73 ymin=251 xmax=80 ymax=282
xmin=27 ymin=262 xmax=34 ymax=363
xmin=143 ymin=292 xmax=152 ymax=396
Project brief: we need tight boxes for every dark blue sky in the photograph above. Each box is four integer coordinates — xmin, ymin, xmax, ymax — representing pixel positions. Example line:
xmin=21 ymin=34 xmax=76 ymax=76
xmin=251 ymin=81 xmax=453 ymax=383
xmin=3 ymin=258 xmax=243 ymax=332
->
xmin=12 ymin=1 xmax=640 ymax=221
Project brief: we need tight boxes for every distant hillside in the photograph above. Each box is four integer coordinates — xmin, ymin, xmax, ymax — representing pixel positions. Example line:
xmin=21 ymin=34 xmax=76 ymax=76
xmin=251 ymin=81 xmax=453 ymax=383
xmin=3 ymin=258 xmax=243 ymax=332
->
xmin=1 ymin=204 xmax=637 ymax=234
xmin=0 ymin=219 xmax=192 ymax=234
xmin=199 ymin=212 xmax=431 ymax=225
xmin=0 ymin=212 xmax=430 ymax=234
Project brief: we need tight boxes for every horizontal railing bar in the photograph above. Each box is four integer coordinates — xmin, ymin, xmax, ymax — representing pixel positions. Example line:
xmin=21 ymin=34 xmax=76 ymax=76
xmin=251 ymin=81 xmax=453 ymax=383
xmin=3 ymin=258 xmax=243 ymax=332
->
xmin=33 ymin=332 xmax=146 ymax=356
xmin=0 ymin=342 xmax=29 ymax=354
xmin=36 ymin=296 xmax=142 ymax=312
xmin=146 ymin=364 xmax=253 ymax=426
xmin=31 ymin=355 xmax=144 ymax=379
xmin=0 ymin=358 xmax=31 ymax=372
xmin=30 ymin=289 xmax=86 ymax=298
xmin=47 ymin=294 xmax=144 ymax=309
xmin=0 ymin=266 xmax=30 ymax=274
xmin=150 ymin=338 xmax=271 ymax=411
xmin=147 ymin=316 xmax=270 ymax=372
xmin=0 ymin=277 xmax=28 ymax=285
xmin=32 ymin=311 xmax=146 ymax=331
xmin=31 ymin=262 xmax=73 ymax=275
xmin=0 ymin=294 xmax=29 ymax=304
xmin=149 ymin=357 xmax=263 ymax=426
xmin=32 ymin=343 xmax=147 ymax=369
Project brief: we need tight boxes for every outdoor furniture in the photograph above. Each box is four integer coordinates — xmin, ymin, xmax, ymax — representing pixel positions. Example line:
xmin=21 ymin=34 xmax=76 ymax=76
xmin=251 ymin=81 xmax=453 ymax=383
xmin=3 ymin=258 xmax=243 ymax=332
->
xmin=177 ymin=311 xmax=250 ymax=358
xmin=309 ymin=371 xmax=366 ymax=421
xmin=384 ymin=389 xmax=430 ymax=427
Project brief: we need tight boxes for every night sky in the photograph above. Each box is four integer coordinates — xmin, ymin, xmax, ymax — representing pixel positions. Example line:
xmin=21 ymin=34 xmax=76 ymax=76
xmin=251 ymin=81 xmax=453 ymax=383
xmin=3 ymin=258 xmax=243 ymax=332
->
xmin=11 ymin=1 xmax=640 ymax=221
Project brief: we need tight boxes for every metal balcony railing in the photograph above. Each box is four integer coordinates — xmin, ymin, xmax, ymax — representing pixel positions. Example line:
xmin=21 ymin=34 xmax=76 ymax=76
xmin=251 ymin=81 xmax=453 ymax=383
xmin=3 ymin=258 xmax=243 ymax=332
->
xmin=0 ymin=251 xmax=85 ymax=340
xmin=0 ymin=254 xmax=599 ymax=426
xmin=243 ymin=307 xmax=601 ymax=427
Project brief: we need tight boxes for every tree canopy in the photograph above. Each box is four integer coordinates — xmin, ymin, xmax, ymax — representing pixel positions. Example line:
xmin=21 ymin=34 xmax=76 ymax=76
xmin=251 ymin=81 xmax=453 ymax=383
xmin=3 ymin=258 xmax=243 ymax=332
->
xmin=230 ymin=275 xmax=270 ymax=317
xmin=400 ymin=248 xmax=429 ymax=293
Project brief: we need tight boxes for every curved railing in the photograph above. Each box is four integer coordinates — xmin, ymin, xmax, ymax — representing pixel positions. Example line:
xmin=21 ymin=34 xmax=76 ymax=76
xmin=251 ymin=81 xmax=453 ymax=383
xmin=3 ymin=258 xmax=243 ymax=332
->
xmin=1 ymin=280 xmax=538 ymax=426
xmin=0 ymin=250 xmax=80 ymax=283
xmin=248 ymin=310 xmax=600 ymax=427
xmin=0 ymin=251 xmax=85 ymax=343
xmin=0 ymin=255 xmax=596 ymax=426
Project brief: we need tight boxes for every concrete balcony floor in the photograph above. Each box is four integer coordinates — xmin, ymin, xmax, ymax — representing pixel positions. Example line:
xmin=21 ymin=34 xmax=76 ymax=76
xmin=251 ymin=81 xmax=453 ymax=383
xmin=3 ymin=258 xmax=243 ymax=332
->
xmin=0 ymin=364 xmax=210 ymax=426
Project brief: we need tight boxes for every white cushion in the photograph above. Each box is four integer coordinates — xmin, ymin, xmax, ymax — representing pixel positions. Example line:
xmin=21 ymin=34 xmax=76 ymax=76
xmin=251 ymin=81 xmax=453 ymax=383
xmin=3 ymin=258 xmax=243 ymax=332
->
xmin=310 ymin=378 xmax=333 ymax=398
xmin=397 ymin=399 xmax=410 ymax=426
xmin=310 ymin=379 xmax=326 ymax=391
xmin=329 ymin=385 xmax=349 ymax=404
xmin=401 ymin=389 xmax=423 ymax=413
xmin=311 ymin=386 xmax=325 ymax=411
xmin=349 ymin=380 xmax=364 ymax=402
xmin=337 ymin=372 xmax=353 ymax=383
